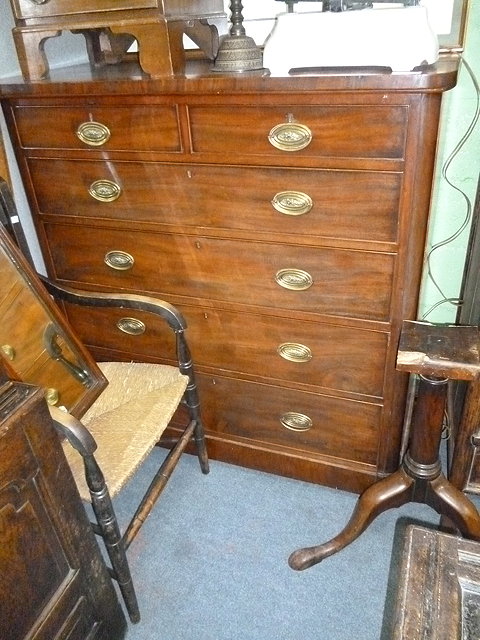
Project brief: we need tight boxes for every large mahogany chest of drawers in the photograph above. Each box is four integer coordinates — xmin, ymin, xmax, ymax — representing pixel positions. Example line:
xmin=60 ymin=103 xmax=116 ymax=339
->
xmin=0 ymin=58 xmax=458 ymax=493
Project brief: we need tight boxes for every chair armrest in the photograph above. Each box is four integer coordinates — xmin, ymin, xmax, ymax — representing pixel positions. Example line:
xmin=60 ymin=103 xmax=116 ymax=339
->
xmin=39 ymin=276 xmax=187 ymax=332
xmin=49 ymin=405 xmax=97 ymax=457
xmin=40 ymin=277 xmax=196 ymax=385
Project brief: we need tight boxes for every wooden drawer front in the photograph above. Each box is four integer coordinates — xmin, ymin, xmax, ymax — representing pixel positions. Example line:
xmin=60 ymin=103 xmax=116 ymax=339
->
xmin=11 ymin=0 xmax=156 ymax=19
xmin=197 ymin=375 xmax=381 ymax=465
xmin=63 ymin=304 xmax=388 ymax=398
xmin=30 ymin=159 xmax=401 ymax=243
xmin=13 ymin=105 xmax=181 ymax=152
xmin=46 ymin=224 xmax=395 ymax=321
xmin=189 ymin=105 xmax=407 ymax=159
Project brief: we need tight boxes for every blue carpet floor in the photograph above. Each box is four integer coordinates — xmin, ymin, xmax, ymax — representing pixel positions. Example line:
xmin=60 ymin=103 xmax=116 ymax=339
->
xmin=110 ymin=450 xmax=446 ymax=640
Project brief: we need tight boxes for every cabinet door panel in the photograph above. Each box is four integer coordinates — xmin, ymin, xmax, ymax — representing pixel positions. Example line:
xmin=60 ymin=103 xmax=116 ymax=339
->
xmin=0 ymin=396 xmax=111 ymax=640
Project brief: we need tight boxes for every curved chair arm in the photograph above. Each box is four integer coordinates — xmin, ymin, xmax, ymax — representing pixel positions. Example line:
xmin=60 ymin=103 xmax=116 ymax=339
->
xmin=39 ymin=276 xmax=187 ymax=332
xmin=49 ymin=405 xmax=97 ymax=457
xmin=41 ymin=276 xmax=199 ymax=418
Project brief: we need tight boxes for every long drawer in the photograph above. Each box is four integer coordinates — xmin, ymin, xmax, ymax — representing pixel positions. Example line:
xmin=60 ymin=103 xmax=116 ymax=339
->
xmin=45 ymin=223 xmax=395 ymax=321
xmin=195 ymin=374 xmax=382 ymax=466
xmin=63 ymin=303 xmax=388 ymax=399
xmin=29 ymin=158 xmax=401 ymax=244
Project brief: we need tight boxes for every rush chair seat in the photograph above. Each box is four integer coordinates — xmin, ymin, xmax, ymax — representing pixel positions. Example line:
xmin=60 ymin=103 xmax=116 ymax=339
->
xmin=0 ymin=178 xmax=209 ymax=624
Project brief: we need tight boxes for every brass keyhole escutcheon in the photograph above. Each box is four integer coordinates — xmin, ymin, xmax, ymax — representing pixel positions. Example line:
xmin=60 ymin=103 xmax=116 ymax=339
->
xmin=45 ymin=388 xmax=59 ymax=406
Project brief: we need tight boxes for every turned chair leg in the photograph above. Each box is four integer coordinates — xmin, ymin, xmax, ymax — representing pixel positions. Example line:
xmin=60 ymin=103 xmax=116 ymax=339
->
xmin=83 ymin=454 xmax=140 ymax=624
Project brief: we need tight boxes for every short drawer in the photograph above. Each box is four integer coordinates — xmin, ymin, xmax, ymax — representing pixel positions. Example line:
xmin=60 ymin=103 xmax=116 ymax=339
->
xmin=197 ymin=375 xmax=381 ymax=466
xmin=45 ymin=223 xmax=395 ymax=321
xmin=188 ymin=105 xmax=408 ymax=159
xmin=29 ymin=158 xmax=401 ymax=243
xmin=62 ymin=303 xmax=388 ymax=398
xmin=12 ymin=104 xmax=181 ymax=152
xmin=11 ymin=0 xmax=156 ymax=20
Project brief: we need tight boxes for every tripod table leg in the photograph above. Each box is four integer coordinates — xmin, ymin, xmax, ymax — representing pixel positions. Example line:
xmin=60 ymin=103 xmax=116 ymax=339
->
xmin=427 ymin=474 xmax=480 ymax=540
xmin=289 ymin=467 xmax=414 ymax=570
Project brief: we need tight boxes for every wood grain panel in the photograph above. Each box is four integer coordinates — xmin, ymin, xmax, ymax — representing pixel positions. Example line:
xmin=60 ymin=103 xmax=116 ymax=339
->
xmin=11 ymin=0 xmax=155 ymax=19
xmin=0 ymin=385 xmax=126 ymax=640
xmin=196 ymin=374 xmax=382 ymax=466
xmin=29 ymin=158 xmax=401 ymax=243
xmin=63 ymin=303 xmax=389 ymax=398
xmin=11 ymin=0 xmax=221 ymax=19
xmin=0 ymin=132 xmax=10 ymax=186
xmin=0 ymin=264 xmax=93 ymax=412
xmin=13 ymin=104 xmax=182 ymax=152
xmin=45 ymin=223 xmax=396 ymax=321
xmin=189 ymin=105 xmax=408 ymax=159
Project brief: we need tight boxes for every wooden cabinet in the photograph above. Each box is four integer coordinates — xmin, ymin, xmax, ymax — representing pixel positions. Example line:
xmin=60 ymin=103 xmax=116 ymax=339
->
xmin=0 ymin=58 xmax=458 ymax=493
xmin=384 ymin=525 xmax=480 ymax=639
xmin=0 ymin=380 xmax=126 ymax=640
xmin=8 ymin=0 xmax=225 ymax=80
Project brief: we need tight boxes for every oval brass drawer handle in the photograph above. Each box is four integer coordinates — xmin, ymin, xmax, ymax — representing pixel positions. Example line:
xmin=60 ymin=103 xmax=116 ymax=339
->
xmin=280 ymin=412 xmax=313 ymax=432
xmin=277 ymin=343 xmax=312 ymax=363
xmin=275 ymin=269 xmax=313 ymax=291
xmin=89 ymin=179 xmax=122 ymax=203
xmin=1 ymin=344 xmax=15 ymax=361
xmin=268 ymin=122 xmax=313 ymax=152
xmin=45 ymin=388 xmax=59 ymax=406
xmin=116 ymin=318 xmax=146 ymax=336
xmin=272 ymin=191 xmax=313 ymax=216
xmin=76 ymin=121 xmax=111 ymax=147
xmin=104 ymin=250 xmax=135 ymax=271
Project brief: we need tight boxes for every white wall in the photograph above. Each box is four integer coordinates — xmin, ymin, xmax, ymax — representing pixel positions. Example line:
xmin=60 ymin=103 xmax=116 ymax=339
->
xmin=419 ymin=1 xmax=480 ymax=322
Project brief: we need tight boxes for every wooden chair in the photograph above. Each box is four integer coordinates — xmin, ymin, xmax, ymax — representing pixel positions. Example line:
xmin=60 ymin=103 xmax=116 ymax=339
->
xmin=0 ymin=179 xmax=209 ymax=624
